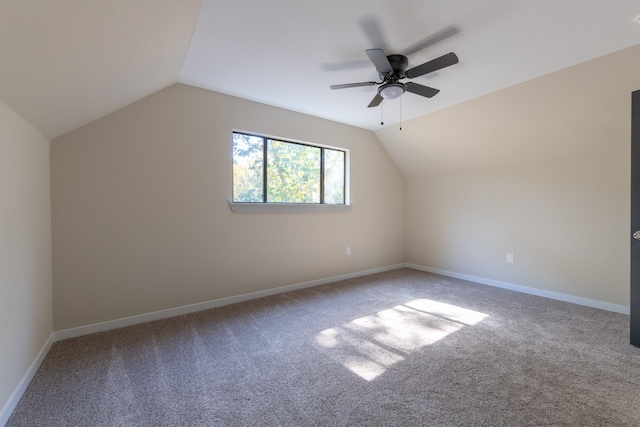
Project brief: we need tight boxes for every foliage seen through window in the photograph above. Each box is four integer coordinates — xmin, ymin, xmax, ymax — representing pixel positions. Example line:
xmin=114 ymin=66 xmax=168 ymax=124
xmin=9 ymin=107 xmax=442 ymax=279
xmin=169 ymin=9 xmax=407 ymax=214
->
xmin=233 ymin=132 xmax=346 ymax=204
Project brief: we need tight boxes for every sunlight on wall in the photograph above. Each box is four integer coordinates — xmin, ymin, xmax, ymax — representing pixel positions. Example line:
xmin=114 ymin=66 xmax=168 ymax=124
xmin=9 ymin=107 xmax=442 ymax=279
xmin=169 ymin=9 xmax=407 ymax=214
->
xmin=315 ymin=299 xmax=489 ymax=381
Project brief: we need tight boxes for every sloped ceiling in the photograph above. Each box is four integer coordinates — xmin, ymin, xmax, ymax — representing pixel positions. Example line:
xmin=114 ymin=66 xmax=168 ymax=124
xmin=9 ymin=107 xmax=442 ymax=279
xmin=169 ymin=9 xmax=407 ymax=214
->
xmin=1 ymin=1 xmax=640 ymax=168
xmin=377 ymin=43 xmax=640 ymax=178
xmin=0 ymin=0 xmax=203 ymax=140
xmin=180 ymin=0 xmax=640 ymax=134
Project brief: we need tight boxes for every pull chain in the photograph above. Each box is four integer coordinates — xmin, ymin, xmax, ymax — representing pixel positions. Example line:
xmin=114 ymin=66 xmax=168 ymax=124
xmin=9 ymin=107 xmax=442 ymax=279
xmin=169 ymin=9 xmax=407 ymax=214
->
xmin=380 ymin=101 xmax=384 ymax=126
xmin=399 ymin=96 xmax=402 ymax=131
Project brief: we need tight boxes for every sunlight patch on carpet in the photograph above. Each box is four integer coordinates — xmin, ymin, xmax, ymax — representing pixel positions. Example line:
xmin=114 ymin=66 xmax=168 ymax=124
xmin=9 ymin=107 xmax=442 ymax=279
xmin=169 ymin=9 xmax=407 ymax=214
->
xmin=315 ymin=299 xmax=489 ymax=381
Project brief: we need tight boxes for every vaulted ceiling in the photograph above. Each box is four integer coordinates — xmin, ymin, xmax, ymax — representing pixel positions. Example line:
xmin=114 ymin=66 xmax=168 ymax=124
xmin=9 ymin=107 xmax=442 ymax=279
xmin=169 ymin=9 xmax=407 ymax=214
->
xmin=0 ymin=0 xmax=202 ymax=140
xmin=2 ymin=1 xmax=640 ymax=165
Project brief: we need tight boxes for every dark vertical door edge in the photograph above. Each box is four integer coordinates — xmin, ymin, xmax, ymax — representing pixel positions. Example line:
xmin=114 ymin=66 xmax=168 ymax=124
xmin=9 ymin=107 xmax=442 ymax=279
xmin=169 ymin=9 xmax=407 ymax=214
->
xmin=630 ymin=90 xmax=640 ymax=347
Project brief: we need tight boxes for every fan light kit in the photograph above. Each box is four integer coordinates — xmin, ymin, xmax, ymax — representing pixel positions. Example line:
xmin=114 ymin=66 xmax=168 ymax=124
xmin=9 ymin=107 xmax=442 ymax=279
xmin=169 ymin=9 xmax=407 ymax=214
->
xmin=379 ymin=83 xmax=405 ymax=99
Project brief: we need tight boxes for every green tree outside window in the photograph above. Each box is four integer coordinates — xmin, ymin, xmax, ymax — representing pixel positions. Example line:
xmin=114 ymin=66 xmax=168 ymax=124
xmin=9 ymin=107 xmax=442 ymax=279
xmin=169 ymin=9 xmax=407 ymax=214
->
xmin=233 ymin=132 xmax=346 ymax=204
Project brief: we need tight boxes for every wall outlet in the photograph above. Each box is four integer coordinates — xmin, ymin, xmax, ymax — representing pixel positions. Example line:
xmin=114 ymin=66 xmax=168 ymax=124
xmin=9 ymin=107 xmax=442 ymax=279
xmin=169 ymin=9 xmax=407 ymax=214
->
xmin=506 ymin=253 xmax=514 ymax=263
xmin=346 ymin=246 xmax=351 ymax=256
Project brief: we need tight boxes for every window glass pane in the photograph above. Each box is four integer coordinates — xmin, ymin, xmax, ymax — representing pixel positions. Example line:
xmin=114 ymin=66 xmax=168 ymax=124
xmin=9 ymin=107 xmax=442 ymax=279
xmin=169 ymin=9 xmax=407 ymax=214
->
xmin=232 ymin=133 xmax=264 ymax=202
xmin=324 ymin=149 xmax=345 ymax=204
xmin=267 ymin=139 xmax=320 ymax=203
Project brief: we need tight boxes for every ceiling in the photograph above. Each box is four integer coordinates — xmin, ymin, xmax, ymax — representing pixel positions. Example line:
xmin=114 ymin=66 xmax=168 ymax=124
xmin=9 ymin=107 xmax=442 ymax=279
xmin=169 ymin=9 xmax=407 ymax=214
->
xmin=378 ymin=43 xmax=640 ymax=178
xmin=1 ymin=0 xmax=640 ymax=141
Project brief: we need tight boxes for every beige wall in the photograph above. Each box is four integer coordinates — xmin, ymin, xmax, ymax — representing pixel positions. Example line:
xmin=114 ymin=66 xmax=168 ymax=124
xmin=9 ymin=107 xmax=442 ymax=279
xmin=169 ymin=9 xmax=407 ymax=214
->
xmin=51 ymin=84 xmax=405 ymax=331
xmin=50 ymin=45 xmax=640 ymax=332
xmin=406 ymin=150 xmax=629 ymax=305
xmin=394 ymin=46 xmax=639 ymax=308
xmin=0 ymin=100 xmax=52 ymax=415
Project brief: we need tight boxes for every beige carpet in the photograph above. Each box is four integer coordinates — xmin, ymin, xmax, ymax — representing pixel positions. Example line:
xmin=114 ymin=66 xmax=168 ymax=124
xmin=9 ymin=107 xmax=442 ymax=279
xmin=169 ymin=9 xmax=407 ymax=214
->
xmin=7 ymin=268 xmax=640 ymax=426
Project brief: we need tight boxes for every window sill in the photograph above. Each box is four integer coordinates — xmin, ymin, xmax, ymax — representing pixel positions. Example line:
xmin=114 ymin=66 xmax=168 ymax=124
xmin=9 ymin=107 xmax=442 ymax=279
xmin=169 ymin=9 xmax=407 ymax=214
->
xmin=228 ymin=201 xmax=352 ymax=214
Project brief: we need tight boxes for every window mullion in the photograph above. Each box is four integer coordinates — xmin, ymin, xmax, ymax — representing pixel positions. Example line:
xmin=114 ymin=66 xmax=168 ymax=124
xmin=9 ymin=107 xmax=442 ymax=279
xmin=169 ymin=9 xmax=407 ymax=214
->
xmin=262 ymin=137 xmax=268 ymax=203
xmin=320 ymin=148 xmax=325 ymax=204
xmin=343 ymin=151 xmax=346 ymax=205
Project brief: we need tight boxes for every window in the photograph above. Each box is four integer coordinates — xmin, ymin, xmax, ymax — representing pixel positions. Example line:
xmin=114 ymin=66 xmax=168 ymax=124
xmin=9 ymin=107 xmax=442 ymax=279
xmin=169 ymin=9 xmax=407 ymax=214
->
xmin=232 ymin=131 xmax=348 ymax=209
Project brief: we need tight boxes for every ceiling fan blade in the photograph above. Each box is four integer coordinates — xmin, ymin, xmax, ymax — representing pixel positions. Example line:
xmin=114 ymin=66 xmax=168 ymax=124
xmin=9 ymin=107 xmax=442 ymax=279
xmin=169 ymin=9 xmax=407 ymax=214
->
xmin=330 ymin=81 xmax=378 ymax=90
xmin=321 ymin=59 xmax=372 ymax=71
xmin=358 ymin=15 xmax=389 ymax=52
xmin=405 ymin=82 xmax=440 ymax=98
xmin=401 ymin=25 xmax=460 ymax=56
xmin=405 ymin=52 xmax=459 ymax=79
xmin=368 ymin=93 xmax=383 ymax=108
xmin=365 ymin=49 xmax=393 ymax=75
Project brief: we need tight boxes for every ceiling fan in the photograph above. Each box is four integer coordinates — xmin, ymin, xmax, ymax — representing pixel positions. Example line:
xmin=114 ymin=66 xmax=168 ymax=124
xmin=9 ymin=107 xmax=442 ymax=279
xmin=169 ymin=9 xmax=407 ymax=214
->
xmin=330 ymin=24 xmax=459 ymax=108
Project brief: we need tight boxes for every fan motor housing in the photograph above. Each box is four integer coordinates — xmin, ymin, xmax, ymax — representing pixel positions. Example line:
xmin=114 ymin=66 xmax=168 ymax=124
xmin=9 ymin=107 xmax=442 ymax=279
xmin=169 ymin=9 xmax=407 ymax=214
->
xmin=386 ymin=54 xmax=409 ymax=78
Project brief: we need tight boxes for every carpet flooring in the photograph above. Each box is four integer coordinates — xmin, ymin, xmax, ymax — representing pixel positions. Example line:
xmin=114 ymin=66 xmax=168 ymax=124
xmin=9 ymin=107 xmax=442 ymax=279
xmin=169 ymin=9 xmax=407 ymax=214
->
xmin=7 ymin=268 xmax=640 ymax=426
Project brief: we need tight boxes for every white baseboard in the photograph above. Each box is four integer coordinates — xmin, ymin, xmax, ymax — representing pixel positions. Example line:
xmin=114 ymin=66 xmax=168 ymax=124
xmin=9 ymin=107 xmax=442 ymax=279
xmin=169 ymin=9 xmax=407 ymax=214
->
xmin=0 ymin=332 xmax=55 ymax=427
xmin=55 ymin=264 xmax=405 ymax=341
xmin=406 ymin=263 xmax=630 ymax=315
xmin=54 ymin=262 xmax=629 ymax=341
